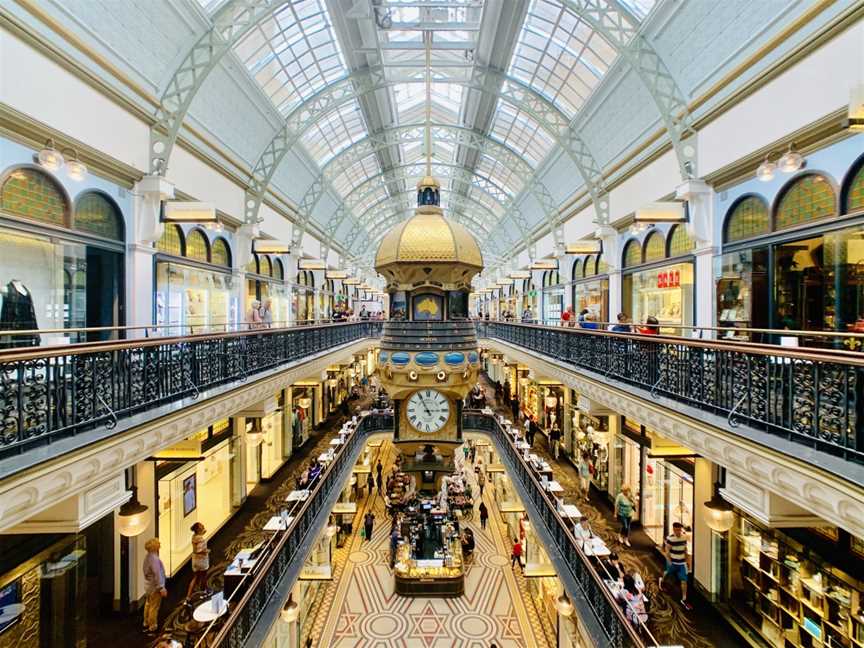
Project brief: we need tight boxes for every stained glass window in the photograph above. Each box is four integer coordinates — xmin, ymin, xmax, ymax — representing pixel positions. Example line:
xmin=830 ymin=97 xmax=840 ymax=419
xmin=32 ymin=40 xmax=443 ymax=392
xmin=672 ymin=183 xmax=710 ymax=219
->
xmin=667 ymin=224 xmax=693 ymax=257
xmin=571 ymin=258 xmax=582 ymax=279
xmin=246 ymin=254 xmax=259 ymax=274
xmin=157 ymin=224 xmax=184 ymax=256
xmin=185 ymin=229 xmax=209 ymax=262
xmin=623 ymin=239 xmax=641 ymax=268
xmin=596 ymin=253 xmax=607 ymax=275
xmin=724 ymin=195 xmax=770 ymax=243
xmin=0 ymin=167 xmax=68 ymax=226
xmin=274 ymin=258 xmax=284 ymax=281
xmin=845 ymin=162 xmax=864 ymax=214
xmin=260 ymin=255 xmax=273 ymax=277
xmin=583 ymin=255 xmax=596 ymax=277
xmin=211 ymin=237 xmax=231 ymax=267
xmin=74 ymin=192 xmax=123 ymax=240
xmin=643 ymin=231 xmax=665 ymax=262
xmin=775 ymin=174 xmax=836 ymax=230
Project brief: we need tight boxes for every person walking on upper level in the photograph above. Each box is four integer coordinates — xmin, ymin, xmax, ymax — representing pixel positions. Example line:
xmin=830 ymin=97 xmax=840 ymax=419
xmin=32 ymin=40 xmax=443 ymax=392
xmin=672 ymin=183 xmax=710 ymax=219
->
xmin=259 ymin=298 xmax=273 ymax=328
xmin=615 ymin=485 xmax=635 ymax=547
xmin=511 ymin=538 xmax=523 ymax=572
xmin=640 ymin=315 xmax=660 ymax=334
xmin=561 ymin=305 xmax=574 ymax=327
xmin=521 ymin=307 xmax=533 ymax=323
xmin=247 ymin=300 xmax=262 ymax=330
xmin=142 ymin=538 xmax=167 ymax=635
xmin=611 ymin=312 xmax=632 ymax=333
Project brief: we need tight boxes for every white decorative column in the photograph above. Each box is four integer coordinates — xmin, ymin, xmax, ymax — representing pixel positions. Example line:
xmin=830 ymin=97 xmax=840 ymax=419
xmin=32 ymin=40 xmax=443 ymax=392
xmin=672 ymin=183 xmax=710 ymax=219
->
xmin=596 ymin=225 xmax=620 ymax=321
xmin=562 ymin=388 xmax=572 ymax=456
xmin=676 ymin=180 xmax=716 ymax=337
xmin=128 ymin=176 xmax=173 ymax=336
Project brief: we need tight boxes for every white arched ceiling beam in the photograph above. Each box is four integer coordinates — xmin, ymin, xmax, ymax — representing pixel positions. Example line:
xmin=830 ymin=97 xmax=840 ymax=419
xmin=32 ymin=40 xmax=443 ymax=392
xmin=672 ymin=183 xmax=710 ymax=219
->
xmin=244 ymin=66 xmax=609 ymax=254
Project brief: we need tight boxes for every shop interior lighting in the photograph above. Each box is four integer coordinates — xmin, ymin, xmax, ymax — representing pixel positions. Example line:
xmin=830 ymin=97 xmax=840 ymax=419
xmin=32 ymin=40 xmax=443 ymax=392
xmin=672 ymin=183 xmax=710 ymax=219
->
xmin=37 ymin=139 xmax=64 ymax=171
xmin=777 ymin=144 xmax=804 ymax=173
xmin=206 ymin=221 xmax=224 ymax=233
xmin=117 ymin=486 xmax=150 ymax=537
xmin=62 ymin=149 xmax=88 ymax=181
xmin=755 ymin=155 xmax=776 ymax=182
xmin=703 ymin=481 xmax=735 ymax=533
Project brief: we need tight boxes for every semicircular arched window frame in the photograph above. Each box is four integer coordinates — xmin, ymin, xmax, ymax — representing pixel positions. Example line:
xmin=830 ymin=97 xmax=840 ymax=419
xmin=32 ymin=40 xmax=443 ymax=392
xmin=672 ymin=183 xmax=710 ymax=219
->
xmin=595 ymin=253 xmax=607 ymax=275
xmin=622 ymin=239 xmax=641 ymax=268
xmin=273 ymin=258 xmax=284 ymax=281
xmin=74 ymin=191 xmax=124 ymax=240
xmin=724 ymin=194 xmax=770 ymax=243
xmin=643 ymin=231 xmax=666 ymax=263
xmin=0 ymin=167 xmax=69 ymax=227
xmin=843 ymin=158 xmax=864 ymax=215
xmin=157 ymin=224 xmax=184 ymax=256
xmin=583 ymin=255 xmax=596 ymax=277
xmin=260 ymin=255 xmax=273 ymax=277
xmin=571 ymin=258 xmax=582 ymax=280
xmin=185 ymin=228 xmax=210 ymax=262
xmin=211 ymin=237 xmax=231 ymax=268
xmin=667 ymin=224 xmax=694 ymax=257
xmin=246 ymin=254 xmax=259 ymax=274
xmin=774 ymin=173 xmax=836 ymax=231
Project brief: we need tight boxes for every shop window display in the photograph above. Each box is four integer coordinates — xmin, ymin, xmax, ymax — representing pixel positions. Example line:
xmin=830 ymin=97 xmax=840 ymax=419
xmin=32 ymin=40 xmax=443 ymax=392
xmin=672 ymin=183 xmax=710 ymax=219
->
xmin=542 ymin=269 xmax=562 ymax=324
xmin=715 ymin=248 xmax=769 ymax=338
xmin=0 ymin=167 xmax=68 ymax=227
xmin=775 ymin=173 xmax=836 ymax=231
xmin=157 ymin=224 xmax=184 ymax=256
xmin=185 ymin=228 xmax=210 ymax=263
xmin=155 ymin=261 xmax=237 ymax=332
xmin=724 ymin=195 xmax=770 ymax=243
xmin=623 ymin=261 xmax=694 ymax=334
xmin=73 ymin=191 xmax=123 ymax=240
xmin=643 ymin=230 xmax=666 ymax=262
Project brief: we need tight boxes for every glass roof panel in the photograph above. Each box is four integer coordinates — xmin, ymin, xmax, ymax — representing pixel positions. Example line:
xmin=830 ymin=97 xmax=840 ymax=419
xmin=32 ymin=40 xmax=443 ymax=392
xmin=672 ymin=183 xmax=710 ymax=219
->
xmin=331 ymin=154 xmax=382 ymax=196
xmin=509 ymin=0 xmax=617 ymax=119
xmin=234 ymin=0 xmax=346 ymax=117
xmin=475 ymin=153 xmax=524 ymax=196
xmin=489 ymin=101 xmax=555 ymax=167
xmin=300 ymin=99 xmax=368 ymax=166
xmin=619 ymin=0 xmax=657 ymax=20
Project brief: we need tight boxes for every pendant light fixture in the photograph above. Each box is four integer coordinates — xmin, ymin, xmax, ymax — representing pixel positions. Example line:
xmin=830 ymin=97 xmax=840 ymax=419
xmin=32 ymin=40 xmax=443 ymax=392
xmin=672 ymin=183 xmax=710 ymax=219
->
xmin=281 ymin=594 xmax=299 ymax=623
xmin=703 ymin=481 xmax=734 ymax=532
xmin=756 ymin=155 xmax=776 ymax=182
xmin=63 ymin=149 xmax=88 ymax=181
xmin=37 ymin=139 xmax=64 ymax=171
xmin=555 ymin=593 xmax=574 ymax=617
xmin=117 ymin=486 xmax=150 ymax=537
xmin=777 ymin=144 xmax=804 ymax=173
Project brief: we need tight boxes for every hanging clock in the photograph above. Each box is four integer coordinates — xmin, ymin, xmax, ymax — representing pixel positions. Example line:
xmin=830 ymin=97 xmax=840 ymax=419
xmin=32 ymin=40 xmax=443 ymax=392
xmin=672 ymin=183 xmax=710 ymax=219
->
xmin=406 ymin=389 xmax=450 ymax=433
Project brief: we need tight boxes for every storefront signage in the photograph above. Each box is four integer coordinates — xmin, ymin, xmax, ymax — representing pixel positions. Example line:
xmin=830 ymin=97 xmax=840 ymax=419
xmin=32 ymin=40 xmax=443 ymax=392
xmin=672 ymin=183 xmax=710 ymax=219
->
xmin=635 ymin=201 xmax=686 ymax=223
xmin=656 ymin=270 xmax=681 ymax=288
xmin=254 ymin=239 xmax=291 ymax=254
xmin=163 ymin=201 xmax=216 ymax=222
xmin=566 ymin=240 xmax=602 ymax=254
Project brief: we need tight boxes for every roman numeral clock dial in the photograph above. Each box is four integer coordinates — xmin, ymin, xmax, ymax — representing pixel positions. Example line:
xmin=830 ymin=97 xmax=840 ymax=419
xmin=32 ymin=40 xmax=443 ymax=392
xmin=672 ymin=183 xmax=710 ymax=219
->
xmin=406 ymin=389 xmax=450 ymax=433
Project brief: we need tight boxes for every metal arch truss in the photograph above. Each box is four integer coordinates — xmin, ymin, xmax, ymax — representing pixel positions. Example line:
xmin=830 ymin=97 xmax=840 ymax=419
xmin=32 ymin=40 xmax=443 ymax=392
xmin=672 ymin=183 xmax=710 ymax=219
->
xmin=244 ymin=65 xmax=610 ymax=257
xmin=559 ymin=0 xmax=697 ymax=181
xmin=149 ymin=0 xmax=290 ymax=175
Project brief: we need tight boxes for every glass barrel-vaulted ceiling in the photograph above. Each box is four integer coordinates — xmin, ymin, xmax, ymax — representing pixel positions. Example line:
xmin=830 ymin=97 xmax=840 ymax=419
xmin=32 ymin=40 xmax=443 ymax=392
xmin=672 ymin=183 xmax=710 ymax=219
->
xmin=212 ymin=0 xmax=656 ymax=259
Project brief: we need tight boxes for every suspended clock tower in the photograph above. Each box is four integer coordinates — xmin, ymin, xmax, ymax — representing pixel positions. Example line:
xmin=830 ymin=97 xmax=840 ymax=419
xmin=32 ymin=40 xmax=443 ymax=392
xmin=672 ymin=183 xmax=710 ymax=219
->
xmin=374 ymin=176 xmax=484 ymax=490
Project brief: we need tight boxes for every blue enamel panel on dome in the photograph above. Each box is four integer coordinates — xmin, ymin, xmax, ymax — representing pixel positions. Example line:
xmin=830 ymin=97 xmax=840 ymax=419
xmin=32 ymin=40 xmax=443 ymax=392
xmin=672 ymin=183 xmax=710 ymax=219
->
xmin=444 ymin=352 xmax=465 ymax=365
xmin=379 ymin=352 xmax=389 ymax=363
xmin=468 ymin=352 xmax=479 ymax=363
xmin=414 ymin=352 xmax=439 ymax=366
xmin=391 ymin=352 xmax=410 ymax=365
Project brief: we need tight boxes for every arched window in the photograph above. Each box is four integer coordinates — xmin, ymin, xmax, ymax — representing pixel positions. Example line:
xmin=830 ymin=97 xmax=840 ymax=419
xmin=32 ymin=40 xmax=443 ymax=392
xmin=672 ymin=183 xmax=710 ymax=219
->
xmin=260 ymin=255 xmax=273 ymax=277
xmin=273 ymin=258 xmax=284 ymax=280
xmin=571 ymin=258 xmax=582 ymax=280
xmin=843 ymin=157 xmax=864 ymax=215
xmin=0 ymin=167 xmax=68 ymax=227
xmin=246 ymin=254 xmax=259 ymax=274
xmin=211 ymin=237 xmax=231 ymax=267
xmin=185 ymin=229 xmax=210 ymax=262
xmin=643 ymin=231 xmax=665 ymax=262
xmin=596 ymin=253 xmax=607 ymax=275
xmin=74 ymin=191 xmax=123 ymax=240
xmin=583 ymin=255 xmax=595 ymax=277
xmin=157 ymin=224 xmax=184 ymax=256
xmin=775 ymin=173 xmax=836 ymax=230
xmin=724 ymin=195 xmax=770 ymax=243
xmin=667 ymin=224 xmax=693 ymax=257
xmin=622 ymin=239 xmax=641 ymax=268
xmin=306 ymin=270 xmax=315 ymax=288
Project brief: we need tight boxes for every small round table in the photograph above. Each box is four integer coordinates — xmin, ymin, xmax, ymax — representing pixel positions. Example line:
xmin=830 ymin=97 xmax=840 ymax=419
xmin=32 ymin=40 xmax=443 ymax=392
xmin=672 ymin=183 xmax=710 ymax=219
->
xmin=193 ymin=598 xmax=228 ymax=623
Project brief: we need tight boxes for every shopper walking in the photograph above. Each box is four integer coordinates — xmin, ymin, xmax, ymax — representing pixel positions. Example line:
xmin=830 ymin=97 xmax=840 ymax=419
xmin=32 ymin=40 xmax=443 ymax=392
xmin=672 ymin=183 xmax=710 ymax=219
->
xmin=366 ymin=471 xmax=375 ymax=498
xmin=187 ymin=522 xmax=210 ymax=597
xmin=578 ymin=453 xmax=591 ymax=502
xmin=376 ymin=471 xmax=383 ymax=495
xmin=363 ymin=511 xmax=375 ymax=542
xmin=259 ymin=298 xmax=273 ymax=328
xmin=511 ymin=538 xmax=523 ymax=572
xmin=549 ymin=423 xmax=561 ymax=459
xmin=389 ymin=526 xmax=399 ymax=568
xmin=611 ymin=312 xmax=632 ymax=332
xmin=376 ymin=459 xmax=383 ymax=481
xmin=142 ymin=538 xmax=167 ymax=635
xmin=615 ymin=485 xmax=635 ymax=547
xmin=477 ymin=470 xmax=486 ymax=497
xmin=478 ymin=501 xmax=489 ymax=530
xmin=659 ymin=521 xmax=692 ymax=610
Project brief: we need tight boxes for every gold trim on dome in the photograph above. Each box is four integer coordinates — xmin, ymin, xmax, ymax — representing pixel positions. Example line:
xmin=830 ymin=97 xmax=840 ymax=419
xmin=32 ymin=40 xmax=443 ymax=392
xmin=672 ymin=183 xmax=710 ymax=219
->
xmin=375 ymin=212 xmax=483 ymax=268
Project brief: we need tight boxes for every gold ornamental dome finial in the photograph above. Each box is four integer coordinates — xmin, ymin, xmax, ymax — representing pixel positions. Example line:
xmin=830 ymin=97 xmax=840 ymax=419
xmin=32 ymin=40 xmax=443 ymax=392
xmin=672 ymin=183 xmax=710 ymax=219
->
xmin=416 ymin=175 xmax=441 ymax=190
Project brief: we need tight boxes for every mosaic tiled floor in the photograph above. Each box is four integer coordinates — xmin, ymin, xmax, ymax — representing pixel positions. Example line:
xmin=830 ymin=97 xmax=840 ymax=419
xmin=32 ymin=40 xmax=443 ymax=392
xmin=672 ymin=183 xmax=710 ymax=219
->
xmin=306 ymin=438 xmax=554 ymax=648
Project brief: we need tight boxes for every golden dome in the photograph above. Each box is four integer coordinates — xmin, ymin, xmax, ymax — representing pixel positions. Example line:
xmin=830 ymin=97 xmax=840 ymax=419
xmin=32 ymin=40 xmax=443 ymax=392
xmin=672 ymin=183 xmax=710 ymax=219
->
xmin=375 ymin=211 xmax=483 ymax=269
xmin=416 ymin=175 xmax=441 ymax=189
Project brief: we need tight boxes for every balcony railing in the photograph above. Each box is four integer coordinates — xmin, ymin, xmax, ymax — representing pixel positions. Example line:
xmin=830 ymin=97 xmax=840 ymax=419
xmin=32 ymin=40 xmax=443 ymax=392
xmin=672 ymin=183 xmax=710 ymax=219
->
xmin=476 ymin=321 xmax=864 ymax=465
xmin=0 ymin=321 xmax=382 ymax=460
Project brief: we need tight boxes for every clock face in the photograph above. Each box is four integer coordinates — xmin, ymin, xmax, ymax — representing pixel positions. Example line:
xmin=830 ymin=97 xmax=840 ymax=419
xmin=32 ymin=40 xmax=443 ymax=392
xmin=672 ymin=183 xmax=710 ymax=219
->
xmin=406 ymin=389 xmax=450 ymax=433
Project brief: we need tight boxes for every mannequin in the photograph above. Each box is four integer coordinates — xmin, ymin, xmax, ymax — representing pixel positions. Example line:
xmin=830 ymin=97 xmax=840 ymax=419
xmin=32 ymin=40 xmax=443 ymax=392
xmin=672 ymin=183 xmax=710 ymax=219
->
xmin=0 ymin=280 xmax=40 ymax=348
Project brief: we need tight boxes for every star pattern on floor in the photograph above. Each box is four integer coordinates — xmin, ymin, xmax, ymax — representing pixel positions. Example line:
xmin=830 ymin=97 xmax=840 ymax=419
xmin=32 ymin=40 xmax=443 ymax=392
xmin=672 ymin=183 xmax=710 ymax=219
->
xmin=407 ymin=602 xmax=448 ymax=647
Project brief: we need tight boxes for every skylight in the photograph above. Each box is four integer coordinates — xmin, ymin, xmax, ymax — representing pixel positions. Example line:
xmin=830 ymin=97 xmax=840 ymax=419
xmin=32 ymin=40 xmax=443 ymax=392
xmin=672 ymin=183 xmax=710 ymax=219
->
xmin=300 ymin=99 xmax=368 ymax=166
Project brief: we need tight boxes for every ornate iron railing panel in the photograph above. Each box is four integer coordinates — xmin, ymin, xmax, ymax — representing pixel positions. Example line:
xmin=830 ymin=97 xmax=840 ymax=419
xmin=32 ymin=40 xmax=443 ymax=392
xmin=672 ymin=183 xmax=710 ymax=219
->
xmin=476 ymin=322 xmax=864 ymax=464
xmin=0 ymin=322 xmax=382 ymax=459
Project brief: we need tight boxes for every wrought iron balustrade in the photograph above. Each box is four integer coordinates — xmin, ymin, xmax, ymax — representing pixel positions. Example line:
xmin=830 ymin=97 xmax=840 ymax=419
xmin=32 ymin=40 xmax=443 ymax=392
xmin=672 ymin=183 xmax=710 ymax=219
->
xmin=476 ymin=321 xmax=864 ymax=464
xmin=0 ymin=321 xmax=383 ymax=458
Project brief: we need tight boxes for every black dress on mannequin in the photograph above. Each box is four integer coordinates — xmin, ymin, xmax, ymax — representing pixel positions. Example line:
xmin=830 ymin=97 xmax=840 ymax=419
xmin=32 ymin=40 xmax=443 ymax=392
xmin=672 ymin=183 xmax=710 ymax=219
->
xmin=0 ymin=280 xmax=40 ymax=348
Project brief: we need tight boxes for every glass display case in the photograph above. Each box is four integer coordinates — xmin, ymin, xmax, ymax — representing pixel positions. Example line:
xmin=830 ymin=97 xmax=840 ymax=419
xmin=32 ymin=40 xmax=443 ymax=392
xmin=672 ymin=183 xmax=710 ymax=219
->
xmin=572 ymin=278 xmax=609 ymax=324
xmin=155 ymin=261 xmax=237 ymax=333
xmin=393 ymin=522 xmax=464 ymax=597
xmin=715 ymin=248 xmax=769 ymax=339
xmin=623 ymin=262 xmax=694 ymax=334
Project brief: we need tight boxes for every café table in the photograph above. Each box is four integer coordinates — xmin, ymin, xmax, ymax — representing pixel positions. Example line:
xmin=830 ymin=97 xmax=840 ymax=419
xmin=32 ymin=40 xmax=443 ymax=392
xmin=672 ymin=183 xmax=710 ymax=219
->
xmin=580 ymin=536 xmax=611 ymax=558
xmin=193 ymin=595 xmax=228 ymax=623
xmin=560 ymin=504 xmax=582 ymax=520
xmin=286 ymin=489 xmax=310 ymax=503
xmin=544 ymin=480 xmax=564 ymax=494
xmin=263 ymin=515 xmax=294 ymax=532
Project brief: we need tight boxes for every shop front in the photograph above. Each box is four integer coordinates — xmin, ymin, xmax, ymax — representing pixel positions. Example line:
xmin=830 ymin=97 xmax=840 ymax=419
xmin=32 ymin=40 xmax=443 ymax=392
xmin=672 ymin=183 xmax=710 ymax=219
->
xmin=518 ymin=371 xmax=541 ymax=422
xmin=291 ymin=384 xmax=317 ymax=448
xmin=542 ymin=269 xmax=563 ymax=325
xmin=293 ymin=270 xmax=315 ymax=324
xmin=0 ymin=165 xmax=126 ymax=346
xmin=568 ymin=395 xmax=613 ymax=495
xmin=245 ymin=253 xmax=290 ymax=327
xmin=155 ymin=225 xmax=237 ymax=333
xmin=521 ymin=278 xmax=538 ymax=319
xmin=716 ymin=155 xmax=864 ymax=345
xmin=152 ymin=418 xmax=239 ymax=576
xmin=613 ymin=419 xmax=695 ymax=549
xmin=570 ymin=253 xmax=609 ymax=324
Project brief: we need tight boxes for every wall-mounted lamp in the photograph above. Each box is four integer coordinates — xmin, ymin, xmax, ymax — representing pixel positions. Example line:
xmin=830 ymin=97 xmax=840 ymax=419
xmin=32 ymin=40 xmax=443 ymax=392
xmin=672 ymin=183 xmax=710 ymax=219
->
xmin=703 ymin=481 xmax=735 ymax=532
